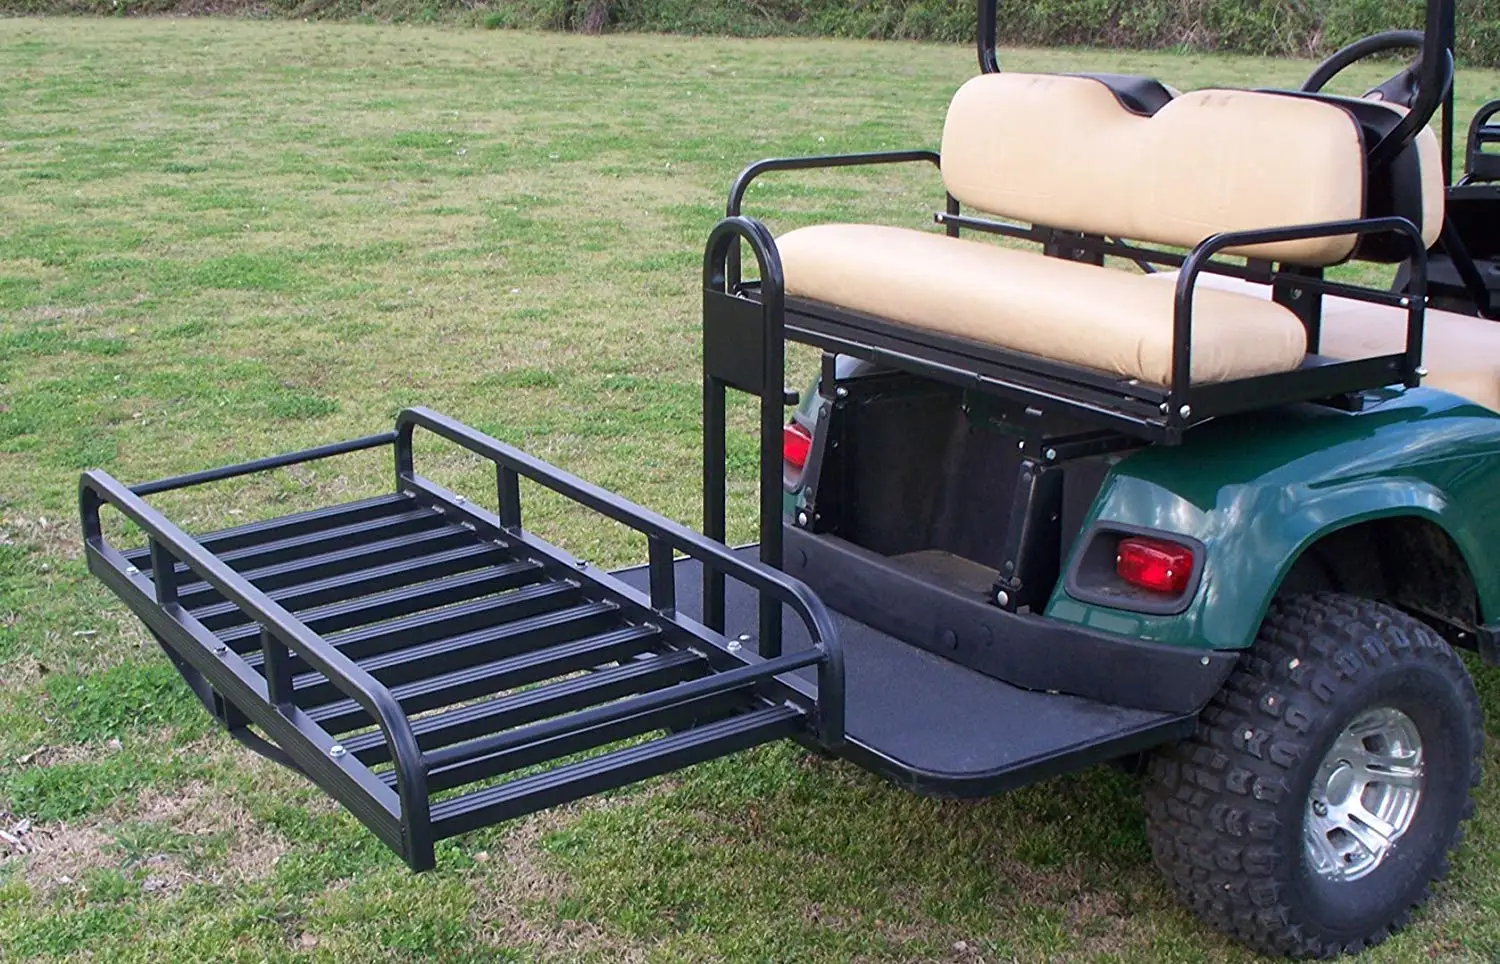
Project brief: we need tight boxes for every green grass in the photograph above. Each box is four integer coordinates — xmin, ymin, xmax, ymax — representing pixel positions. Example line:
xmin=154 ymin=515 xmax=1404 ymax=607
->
xmin=3 ymin=18 xmax=1500 ymax=963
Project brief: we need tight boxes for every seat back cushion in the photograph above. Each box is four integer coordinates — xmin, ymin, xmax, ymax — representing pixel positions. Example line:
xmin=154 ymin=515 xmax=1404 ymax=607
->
xmin=1275 ymin=92 xmax=1444 ymax=258
xmin=940 ymin=72 xmax=1369 ymax=265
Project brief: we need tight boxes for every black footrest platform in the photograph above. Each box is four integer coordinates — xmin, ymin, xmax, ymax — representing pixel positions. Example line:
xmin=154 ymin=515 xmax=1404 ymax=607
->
xmin=81 ymin=408 xmax=843 ymax=871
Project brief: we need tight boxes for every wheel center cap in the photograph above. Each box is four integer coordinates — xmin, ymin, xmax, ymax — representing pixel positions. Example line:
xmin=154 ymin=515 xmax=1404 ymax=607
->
xmin=1325 ymin=762 xmax=1356 ymax=807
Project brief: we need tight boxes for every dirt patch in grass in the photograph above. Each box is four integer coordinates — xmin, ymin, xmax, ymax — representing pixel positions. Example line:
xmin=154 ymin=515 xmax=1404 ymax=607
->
xmin=3 ymin=768 xmax=289 ymax=897
xmin=0 ymin=813 xmax=115 ymax=892
xmin=0 ymin=513 xmax=80 ymax=565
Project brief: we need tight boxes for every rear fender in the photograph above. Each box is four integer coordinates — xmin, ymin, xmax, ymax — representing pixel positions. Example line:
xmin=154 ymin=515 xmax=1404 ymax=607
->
xmin=1044 ymin=389 xmax=1500 ymax=650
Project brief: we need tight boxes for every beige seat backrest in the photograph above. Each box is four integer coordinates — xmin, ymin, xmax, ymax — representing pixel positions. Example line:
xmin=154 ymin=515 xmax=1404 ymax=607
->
xmin=939 ymin=73 xmax=1439 ymax=265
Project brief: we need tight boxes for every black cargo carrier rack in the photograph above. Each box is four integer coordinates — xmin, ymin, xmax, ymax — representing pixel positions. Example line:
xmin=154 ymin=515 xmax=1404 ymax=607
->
xmin=80 ymin=407 xmax=844 ymax=871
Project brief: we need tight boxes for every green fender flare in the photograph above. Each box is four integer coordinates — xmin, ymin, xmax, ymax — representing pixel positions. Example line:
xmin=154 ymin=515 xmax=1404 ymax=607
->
xmin=1044 ymin=388 xmax=1500 ymax=651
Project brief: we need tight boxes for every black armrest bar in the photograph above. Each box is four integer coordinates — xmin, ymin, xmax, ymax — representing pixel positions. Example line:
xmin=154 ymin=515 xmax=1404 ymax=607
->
xmin=394 ymin=406 xmax=845 ymax=744
xmin=726 ymin=150 xmax=943 ymax=290
xmin=1173 ymin=216 xmax=1429 ymax=414
xmin=727 ymin=150 xmax=941 ymax=219
xmin=78 ymin=470 xmax=431 ymax=848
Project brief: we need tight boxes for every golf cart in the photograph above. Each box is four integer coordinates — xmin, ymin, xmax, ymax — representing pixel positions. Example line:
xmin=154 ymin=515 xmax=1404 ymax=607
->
xmin=79 ymin=0 xmax=1500 ymax=956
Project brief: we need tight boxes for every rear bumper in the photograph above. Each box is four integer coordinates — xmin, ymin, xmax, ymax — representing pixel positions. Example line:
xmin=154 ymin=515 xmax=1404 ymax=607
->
xmin=781 ymin=525 xmax=1237 ymax=717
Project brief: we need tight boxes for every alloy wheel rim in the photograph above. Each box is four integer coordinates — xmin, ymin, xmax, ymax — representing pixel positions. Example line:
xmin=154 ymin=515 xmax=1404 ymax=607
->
xmin=1303 ymin=706 xmax=1425 ymax=882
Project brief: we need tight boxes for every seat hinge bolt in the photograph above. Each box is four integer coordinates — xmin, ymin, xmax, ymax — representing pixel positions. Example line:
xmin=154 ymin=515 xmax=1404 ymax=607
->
xmin=1200 ymin=656 xmax=1211 ymax=666
xmin=995 ymin=589 xmax=1011 ymax=608
xmin=796 ymin=510 xmax=809 ymax=527
xmin=1312 ymin=800 xmax=1328 ymax=817
xmin=1044 ymin=448 xmax=1057 ymax=461
xmin=329 ymin=745 xmax=347 ymax=759
xmin=835 ymin=386 xmax=848 ymax=399
xmin=1415 ymin=367 xmax=1429 ymax=377
xmin=1178 ymin=405 xmax=1192 ymax=419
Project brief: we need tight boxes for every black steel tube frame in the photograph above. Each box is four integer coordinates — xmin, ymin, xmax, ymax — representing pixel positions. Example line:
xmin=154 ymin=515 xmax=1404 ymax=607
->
xmin=82 ymin=412 xmax=848 ymax=871
xmin=394 ymin=406 xmax=844 ymax=746
xmin=79 ymin=469 xmax=434 ymax=869
xmin=1171 ymin=216 xmax=1428 ymax=419
xmin=977 ymin=0 xmax=999 ymax=73
xmin=702 ymin=215 xmax=791 ymax=661
xmin=712 ymin=205 xmax=1428 ymax=453
xmin=131 ymin=433 xmax=399 ymax=496
xmin=724 ymin=150 xmax=943 ymax=291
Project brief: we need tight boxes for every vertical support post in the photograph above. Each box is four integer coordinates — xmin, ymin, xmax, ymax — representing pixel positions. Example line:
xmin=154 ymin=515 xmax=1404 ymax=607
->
xmin=702 ymin=216 xmax=786 ymax=652
xmin=261 ymin=627 xmax=295 ymax=710
xmin=496 ymin=465 xmax=522 ymax=530
xmin=758 ymin=285 xmax=785 ymax=659
xmin=148 ymin=538 xmax=179 ymax=607
xmin=1439 ymin=0 xmax=1456 ymax=185
xmin=992 ymin=457 xmax=1064 ymax=613
xmin=1273 ymin=267 xmax=1324 ymax=354
xmin=703 ymin=374 xmax=727 ymax=634
xmin=647 ymin=535 xmax=676 ymax=617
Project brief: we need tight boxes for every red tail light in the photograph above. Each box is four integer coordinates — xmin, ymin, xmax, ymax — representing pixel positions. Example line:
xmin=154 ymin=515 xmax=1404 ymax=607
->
xmin=783 ymin=422 xmax=813 ymax=470
xmin=1116 ymin=537 xmax=1193 ymax=594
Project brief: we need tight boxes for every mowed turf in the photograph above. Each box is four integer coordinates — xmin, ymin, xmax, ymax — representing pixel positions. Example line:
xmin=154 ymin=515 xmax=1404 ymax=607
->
xmin=3 ymin=18 xmax=1500 ymax=962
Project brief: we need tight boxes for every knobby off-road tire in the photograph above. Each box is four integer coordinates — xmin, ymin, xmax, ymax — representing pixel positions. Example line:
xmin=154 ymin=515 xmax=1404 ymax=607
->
xmin=1145 ymin=593 xmax=1483 ymax=958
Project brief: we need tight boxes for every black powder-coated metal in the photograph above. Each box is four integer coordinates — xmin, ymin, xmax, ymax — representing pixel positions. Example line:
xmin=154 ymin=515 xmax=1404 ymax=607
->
xmin=993 ymin=458 xmax=1064 ymax=613
xmin=81 ymin=412 xmax=845 ymax=872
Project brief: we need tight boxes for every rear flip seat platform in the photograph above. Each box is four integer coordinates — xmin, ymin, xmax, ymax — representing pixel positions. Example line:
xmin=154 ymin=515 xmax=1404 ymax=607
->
xmin=713 ymin=70 xmax=1444 ymax=432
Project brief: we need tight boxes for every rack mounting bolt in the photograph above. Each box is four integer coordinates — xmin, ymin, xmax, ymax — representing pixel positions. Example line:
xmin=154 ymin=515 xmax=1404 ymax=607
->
xmin=1044 ymin=448 xmax=1057 ymax=461
xmin=125 ymin=565 xmax=139 ymax=575
xmin=213 ymin=644 xmax=228 ymax=655
xmin=796 ymin=510 xmax=809 ymax=527
xmin=575 ymin=559 xmax=588 ymax=569
xmin=1159 ymin=402 xmax=1170 ymax=415
xmin=1178 ymin=404 xmax=1192 ymax=419
xmin=455 ymin=495 xmax=466 ymax=504
xmin=995 ymin=589 xmax=1011 ymax=608
xmin=1200 ymin=656 xmax=1211 ymax=666
xmin=835 ymin=386 xmax=848 ymax=399
xmin=329 ymin=745 xmax=347 ymax=759
xmin=1416 ymin=367 xmax=1429 ymax=377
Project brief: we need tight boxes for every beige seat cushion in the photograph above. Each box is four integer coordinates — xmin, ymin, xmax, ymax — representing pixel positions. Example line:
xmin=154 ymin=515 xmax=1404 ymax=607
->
xmin=777 ymin=224 xmax=1308 ymax=386
xmin=1152 ymin=272 xmax=1500 ymax=411
xmin=940 ymin=73 xmax=1368 ymax=265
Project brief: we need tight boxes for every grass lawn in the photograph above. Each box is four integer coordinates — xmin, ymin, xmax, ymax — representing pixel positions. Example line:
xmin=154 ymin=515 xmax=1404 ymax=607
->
xmin=3 ymin=18 xmax=1500 ymax=962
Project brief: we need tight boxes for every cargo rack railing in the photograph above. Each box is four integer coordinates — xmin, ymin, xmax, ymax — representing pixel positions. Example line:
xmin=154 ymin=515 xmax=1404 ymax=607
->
xmin=80 ymin=407 xmax=843 ymax=870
